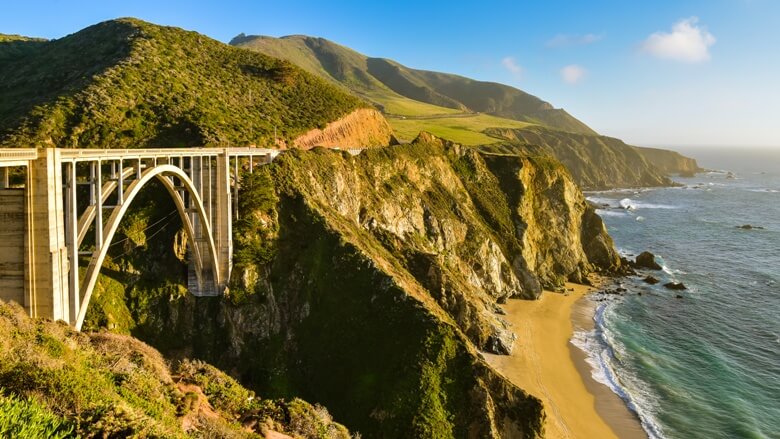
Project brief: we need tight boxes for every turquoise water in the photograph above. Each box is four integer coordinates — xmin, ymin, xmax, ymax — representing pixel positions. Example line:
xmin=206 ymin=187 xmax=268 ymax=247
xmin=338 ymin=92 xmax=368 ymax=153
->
xmin=577 ymin=148 xmax=780 ymax=439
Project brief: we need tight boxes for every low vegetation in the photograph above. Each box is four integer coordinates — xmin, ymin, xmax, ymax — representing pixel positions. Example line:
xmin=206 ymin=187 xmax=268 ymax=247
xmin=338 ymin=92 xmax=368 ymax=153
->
xmin=0 ymin=300 xmax=350 ymax=438
xmin=0 ymin=19 xmax=365 ymax=148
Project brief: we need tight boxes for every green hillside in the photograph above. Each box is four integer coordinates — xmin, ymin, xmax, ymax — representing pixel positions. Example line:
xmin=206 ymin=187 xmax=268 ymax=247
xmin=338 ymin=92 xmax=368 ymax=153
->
xmin=0 ymin=19 xmax=365 ymax=149
xmin=230 ymin=34 xmax=596 ymax=135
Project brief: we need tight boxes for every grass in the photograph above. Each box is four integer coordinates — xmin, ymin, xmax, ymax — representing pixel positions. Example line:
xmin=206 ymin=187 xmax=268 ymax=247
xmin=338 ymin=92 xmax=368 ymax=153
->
xmin=366 ymin=89 xmax=463 ymax=117
xmin=388 ymin=113 xmax=534 ymax=145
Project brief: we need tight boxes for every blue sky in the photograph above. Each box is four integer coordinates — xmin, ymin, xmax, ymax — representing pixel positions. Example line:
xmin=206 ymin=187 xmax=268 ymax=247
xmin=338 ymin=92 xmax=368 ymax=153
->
xmin=3 ymin=0 xmax=779 ymax=148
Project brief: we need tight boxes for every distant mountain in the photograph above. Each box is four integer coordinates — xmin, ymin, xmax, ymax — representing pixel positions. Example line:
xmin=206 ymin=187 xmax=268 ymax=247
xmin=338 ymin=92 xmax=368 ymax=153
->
xmin=230 ymin=34 xmax=597 ymax=135
xmin=0 ymin=19 xmax=373 ymax=148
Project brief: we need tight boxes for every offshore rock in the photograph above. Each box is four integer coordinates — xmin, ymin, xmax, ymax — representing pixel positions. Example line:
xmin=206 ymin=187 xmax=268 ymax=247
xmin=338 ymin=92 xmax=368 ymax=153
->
xmin=634 ymin=251 xmax=662 ymax=270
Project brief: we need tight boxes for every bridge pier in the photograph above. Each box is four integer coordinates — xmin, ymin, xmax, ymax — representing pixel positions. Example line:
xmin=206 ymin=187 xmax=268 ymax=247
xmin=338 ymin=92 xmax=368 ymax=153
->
xmin=215 ymin=151 xmax=233 ymax=292
xmin=24 ymin=148 xmax=70 ymax=323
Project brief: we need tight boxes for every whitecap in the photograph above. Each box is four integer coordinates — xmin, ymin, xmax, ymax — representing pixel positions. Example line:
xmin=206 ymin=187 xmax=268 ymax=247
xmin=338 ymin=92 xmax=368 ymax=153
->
xmin=661 ymin=265 xmax=687 ymax=275
xmin=619 ymin=198 xmax=678 ymax=210
xmin=620 ymin=198 xmax=637 ymax=210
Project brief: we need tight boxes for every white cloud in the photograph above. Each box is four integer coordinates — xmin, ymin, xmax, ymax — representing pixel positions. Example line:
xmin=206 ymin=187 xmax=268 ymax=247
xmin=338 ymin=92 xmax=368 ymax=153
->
xmin=546 ymin=33 xmax=603 ymax=48
xmin=641 ymin=17 xmax=716 ymax=63
xmin=560 ymin=65 xmax=586 ymax=84
xmin=501 ymin=56 xmax=524 ymax=78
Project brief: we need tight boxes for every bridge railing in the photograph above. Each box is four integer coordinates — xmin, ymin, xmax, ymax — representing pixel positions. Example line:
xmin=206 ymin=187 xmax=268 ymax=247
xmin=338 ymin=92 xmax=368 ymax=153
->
xmin=0 ymin=148 xmax=38 ymax=166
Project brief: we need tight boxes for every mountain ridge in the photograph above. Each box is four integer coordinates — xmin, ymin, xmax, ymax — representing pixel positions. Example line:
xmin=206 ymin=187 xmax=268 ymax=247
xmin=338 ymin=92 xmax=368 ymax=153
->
xmin=231 ymin=33 xmax=597 ymax=135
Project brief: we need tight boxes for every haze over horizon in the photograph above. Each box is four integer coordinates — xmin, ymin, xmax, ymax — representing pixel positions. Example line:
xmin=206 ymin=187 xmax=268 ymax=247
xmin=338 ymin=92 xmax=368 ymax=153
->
xmin=3 ymin=0 xmax=779 ymax=149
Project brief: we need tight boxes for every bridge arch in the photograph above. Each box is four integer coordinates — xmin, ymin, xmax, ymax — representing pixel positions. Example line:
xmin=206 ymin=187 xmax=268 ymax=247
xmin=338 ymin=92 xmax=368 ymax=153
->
xmin=74 ymin=164 xmax=220 ymax=330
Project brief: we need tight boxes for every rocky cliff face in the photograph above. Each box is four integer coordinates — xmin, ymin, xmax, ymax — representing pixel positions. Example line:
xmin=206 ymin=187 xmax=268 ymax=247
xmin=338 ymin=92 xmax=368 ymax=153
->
xmin=634 ymin=146 xmax=702 ymax=176
xmin=84 ymin=134 xmax=621 ymax=438
xmin=483 ymin=126 xmax=673 ymax=189
xmin=293 ymin=108 xmax=394 ymax=148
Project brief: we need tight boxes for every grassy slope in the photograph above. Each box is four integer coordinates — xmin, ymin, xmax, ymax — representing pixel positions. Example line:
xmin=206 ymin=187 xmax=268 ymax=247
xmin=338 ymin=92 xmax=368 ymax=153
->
xmin=0 ymin=300 xmax=350 ymax=438
xmin=0 ymin=19 xmax=365 ymax=148
xmin=230 ymin=34 xmax=596 ymax=137
xmin=389 ymin=113 xmax=533 ymax=145
xmin=230 ymin=34 xmax=463 ymax=117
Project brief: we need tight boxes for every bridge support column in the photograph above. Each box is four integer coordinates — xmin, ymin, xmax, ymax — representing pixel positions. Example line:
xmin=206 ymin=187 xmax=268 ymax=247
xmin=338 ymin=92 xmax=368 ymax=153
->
xmin=24 ymin=148 xmax=70 ymax=323
xmin=215 ymin=150 xmax=233 ymax=292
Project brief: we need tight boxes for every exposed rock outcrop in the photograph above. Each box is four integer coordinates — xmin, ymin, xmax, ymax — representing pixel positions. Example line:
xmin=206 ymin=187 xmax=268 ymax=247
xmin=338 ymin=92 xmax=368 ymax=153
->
xmin=293 ymin=108 xmax=394 ymax=149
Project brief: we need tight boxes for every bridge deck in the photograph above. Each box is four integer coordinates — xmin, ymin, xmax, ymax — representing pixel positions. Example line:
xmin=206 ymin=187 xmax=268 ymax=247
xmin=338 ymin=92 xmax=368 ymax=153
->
xmin=0 ymin=147 xmax=280 ymax=166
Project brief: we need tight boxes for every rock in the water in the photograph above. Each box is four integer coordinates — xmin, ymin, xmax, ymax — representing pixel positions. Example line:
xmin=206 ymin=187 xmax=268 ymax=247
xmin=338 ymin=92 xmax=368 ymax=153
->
xmin=664 ymin=282 xmax=687 ymax=290
xmin=634 ymin=251 xmax=662 ymax=270
xmin=676 ymin=294 xmax=683 ymax=299
xmin=643 ymin=275 xmax=660 ymax=285
xmin=737 ymin=224 xmax=764 ymax=230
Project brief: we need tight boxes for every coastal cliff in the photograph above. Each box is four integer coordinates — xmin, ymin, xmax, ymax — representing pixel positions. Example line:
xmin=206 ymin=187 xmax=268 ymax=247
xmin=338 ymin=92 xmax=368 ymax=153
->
xmin=293 ymin=108 xmax=394 ymax=148
xmin=482 ymin=126 xmax=673 ymax=189
xmin=82 ymin=134 xmax=621 ymax=438
xmin=635 ymin=146 xmax=702 ymax=176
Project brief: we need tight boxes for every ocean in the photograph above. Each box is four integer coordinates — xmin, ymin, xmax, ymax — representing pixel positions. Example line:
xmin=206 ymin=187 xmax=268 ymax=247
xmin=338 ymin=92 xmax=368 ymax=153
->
xmin=577 ymin=148 xmax=780 ymax=439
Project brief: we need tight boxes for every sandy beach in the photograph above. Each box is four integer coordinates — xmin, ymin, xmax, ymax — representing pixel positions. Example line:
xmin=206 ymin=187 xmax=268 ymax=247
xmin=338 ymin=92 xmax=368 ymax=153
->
xmin=484 ymin=283 xmax=647 ymax=439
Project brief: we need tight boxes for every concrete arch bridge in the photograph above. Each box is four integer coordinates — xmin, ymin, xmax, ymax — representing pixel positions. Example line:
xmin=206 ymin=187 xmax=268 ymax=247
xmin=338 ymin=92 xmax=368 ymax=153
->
xmin=0 ymin=147 xmax=278 ymax=330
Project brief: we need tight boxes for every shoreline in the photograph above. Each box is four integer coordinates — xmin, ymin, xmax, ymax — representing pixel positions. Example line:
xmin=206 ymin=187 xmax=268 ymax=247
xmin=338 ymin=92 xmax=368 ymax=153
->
xmin=570 ymin=292 xmax=647 ymax=438
xmin=484 ymin=282 xmax=646 ymax=439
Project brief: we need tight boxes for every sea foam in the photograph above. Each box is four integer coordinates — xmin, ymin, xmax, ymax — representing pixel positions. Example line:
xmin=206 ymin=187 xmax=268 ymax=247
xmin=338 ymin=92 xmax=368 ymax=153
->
xmin=571 ymin=300 xmax=667 ymax=439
